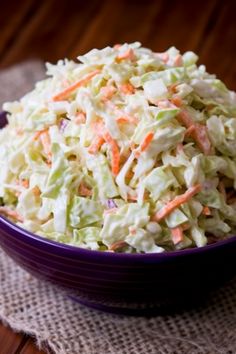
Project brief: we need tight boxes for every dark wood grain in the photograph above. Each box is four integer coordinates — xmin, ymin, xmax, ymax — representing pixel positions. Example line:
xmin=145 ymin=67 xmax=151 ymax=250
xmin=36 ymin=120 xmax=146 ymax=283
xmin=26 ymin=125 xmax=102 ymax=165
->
xmin=0 ymin=322 xmax=27 ymax=354
xmin=19 ymin=338 xmax=48 ymax=354
xmin=0 ymin=0 xmax=38 ymax=58
xmin=0 ymin=0 xmax=236 ymax=353
xmin=199 ymin=1 xmax=236 ymax=90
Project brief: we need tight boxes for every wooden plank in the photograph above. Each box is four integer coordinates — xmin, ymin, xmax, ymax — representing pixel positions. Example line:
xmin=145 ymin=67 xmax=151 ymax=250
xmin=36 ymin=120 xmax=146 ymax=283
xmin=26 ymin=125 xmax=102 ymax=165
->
xmin=19 ymin=338 xmax=47 ymax=354
xmin=0 ymin=321 xmax=26 ymax=354
xmin=144 ymin=0 xmax=218 ymax=52
xmin=70 ymin=0 xmax=218 ymax=57
xmin=0 ymin=0 xmax=39 ymax=57
xmin=0 ymin=0 xmax=101 ymax=67
xmin=199 ymin=1 xmax=236 ymax=90
xmin=69 ymin=0 xmax=164 ymax=57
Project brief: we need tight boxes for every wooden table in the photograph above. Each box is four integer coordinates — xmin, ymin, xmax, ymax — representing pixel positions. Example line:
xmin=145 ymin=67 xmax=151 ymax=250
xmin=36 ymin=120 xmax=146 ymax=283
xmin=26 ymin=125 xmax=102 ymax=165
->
xmin=0 ymin=0 xmax=236 ymax=352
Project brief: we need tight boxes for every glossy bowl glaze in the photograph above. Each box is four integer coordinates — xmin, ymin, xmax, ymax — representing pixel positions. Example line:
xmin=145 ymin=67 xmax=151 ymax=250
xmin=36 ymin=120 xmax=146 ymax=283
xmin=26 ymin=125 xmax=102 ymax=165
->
xmin=1 ymin=111 xmax=236 ymax=314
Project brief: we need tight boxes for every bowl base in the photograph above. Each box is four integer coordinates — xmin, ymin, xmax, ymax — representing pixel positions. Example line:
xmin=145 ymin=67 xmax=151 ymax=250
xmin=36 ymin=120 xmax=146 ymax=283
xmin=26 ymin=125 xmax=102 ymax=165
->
xmin=68 ymin=294 xmax=205 ymax=316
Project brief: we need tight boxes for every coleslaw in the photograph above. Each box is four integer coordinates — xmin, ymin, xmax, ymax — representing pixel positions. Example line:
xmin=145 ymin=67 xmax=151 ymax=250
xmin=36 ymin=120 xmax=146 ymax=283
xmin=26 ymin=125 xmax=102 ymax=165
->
xmin=1 ymin=42 xmax=236 ymax=253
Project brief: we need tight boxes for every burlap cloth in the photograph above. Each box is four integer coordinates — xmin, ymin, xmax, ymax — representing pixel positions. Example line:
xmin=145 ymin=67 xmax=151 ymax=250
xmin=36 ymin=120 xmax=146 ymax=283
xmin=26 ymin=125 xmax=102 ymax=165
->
xmin=0 ymin=62 xmax=236 ymax=354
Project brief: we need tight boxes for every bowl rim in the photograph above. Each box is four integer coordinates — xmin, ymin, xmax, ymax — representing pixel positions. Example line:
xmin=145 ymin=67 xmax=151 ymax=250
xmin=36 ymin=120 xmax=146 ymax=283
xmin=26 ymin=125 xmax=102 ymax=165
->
xmin=1 ymin=214 xmax=236 ymax=259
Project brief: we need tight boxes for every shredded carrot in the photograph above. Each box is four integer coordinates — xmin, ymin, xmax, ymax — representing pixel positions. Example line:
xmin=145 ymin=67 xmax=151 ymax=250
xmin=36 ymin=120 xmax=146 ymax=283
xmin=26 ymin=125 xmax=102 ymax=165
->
xmin=0 ymin=207 xmax=23 ymax=222
xmin=106 ymin=101 xmax=137 ymax=124
xmin=91 ymin=119 xmax=104 ymax=133
xmin=176 ymin=143 xmax=184 ymax=154
xmin=109 ymin=240 xmax=128 ymax=251
xmin=127 ymin=193 xmax=138 ymax=201
xmin=75 ymin=112 xmax=86 ymax=124
xmin=52 ymin=70 xmax=100 ymax=101
xmin=184 ymin=125 xmax=196 ymax=137
xmin=173 ymin=54 xmax=183 ymax=67
xmin=33 ymin=129 xmax=48 ymax=141
xmin=100 ymin=85 xmax=116 ymax=101
xmin=78 ymin=182 xmax=92 ymax=197
xmin=171 ymin=96 xmax=182 ymax=107
xmin=103 ymin=131 xmax=120 ymax=175
xmin=170 ymin=227 xmax=184 ymax=245
xmin=113 ymin=44 xmax=121 ymax=50
xmin=120 ymin=83 xmax=135 ymax=95
xmin=21 ymin=179 xmax=29 ymax=189
xmin=193 ymin=123 xmax=212 ymax=155
xmin=202 ymin=206 xmax=211 ymax=216
xmin=155 ymin=52 xmax=169 ymax=63
xmin=153 ymin=184 xmax=202 ymax=222
xmin=135 ymin=132 xmax=154 ymax=157
xmin=140 ymin=132 xmax=154 ymax=152
xmin=168 ymin=83 xmax=178 ymax=94
xmin=16 ymin=179 xmax=29 ymax=189
xmin=117 ymin=48 xmax=135 ymax=61
xmin=116 ymin=116 xmax=138 ymax=124
xmin=157 ymin=99 xmax=172 ymax=109
xmin=40 ymin=130 xmax=52 ymax=159
xmin=177 ymin=110 xmax=212 ymax=155
xmin=88 ymin=136 xmax=105 ymax=154
xmin=177 ymin=110 xmax=194 ymax=128
xmin=90 ymin=119 xmax=120 ymax=174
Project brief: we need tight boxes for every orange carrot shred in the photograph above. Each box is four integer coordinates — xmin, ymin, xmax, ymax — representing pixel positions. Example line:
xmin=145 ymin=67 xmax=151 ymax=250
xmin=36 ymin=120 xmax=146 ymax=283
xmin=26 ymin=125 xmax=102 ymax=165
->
xmin=202 ymin=206 xmax=211 ymax=216
xmin=109 ymin=240 xmax=128 ymax=251
xmin=176 ymin=143 xmax=184 ymax=154
xmin=120 ymin=83 xmax=135 ymax=95
xmin=170 ymin=227 xmax=184 ymax=245
xmin=33 ymin=129 xmax=47 ymax=141
xmin=153 ymin=184 xmax=202 ymax=222
xmin=116 ymin=116 xmax=138 ymax=124
xmin=16 ymin=179 xmax=29 ymax=189
xmin=173 ymin=54 xmax=183 ymax=67
xmin=113 ymin=44 xmax=121 ymax=50
xmin=0 ymin=207 xmax=23 ymax=222
xmin=117 ymin=48 xmax=135 ymax=61
xmin=103 ymin=131 xmax=120 ymax=175
xmin=100 ymin=85 xmax=116 ymax=101
xmin=127 ymin=193 xmax=138 ymax=201
xmin=140 ymin=132 xmax=154 ymax=152
xmin=78 ymin=182 xmax=92 ymax=197
xmin=135 ymin=132 xmax=154 ymax=157
xmin=184 ymin=125 xmax=196 ymax=137
xmin=155 ymin=52 xmax=169 ymax=63
xmin=75 ymin=112 xmax=86 ymax=124
xmin=171 ymin=96 xmax=182 ymax=107
xmin=52 ymin=70 xmax=100 ymax=101
xmin=40 ymin=130 xmax=52 ymax=158
xmin=177 ymin=110 xmax=212 ymax=155
xmin=88 ymin=136 xmax=105 ymax=154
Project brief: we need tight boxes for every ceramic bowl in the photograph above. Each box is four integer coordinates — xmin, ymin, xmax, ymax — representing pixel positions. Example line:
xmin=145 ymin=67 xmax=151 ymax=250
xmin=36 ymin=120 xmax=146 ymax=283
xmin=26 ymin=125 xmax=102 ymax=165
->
xmin=1 ymin=111 xmax=236 ymax=315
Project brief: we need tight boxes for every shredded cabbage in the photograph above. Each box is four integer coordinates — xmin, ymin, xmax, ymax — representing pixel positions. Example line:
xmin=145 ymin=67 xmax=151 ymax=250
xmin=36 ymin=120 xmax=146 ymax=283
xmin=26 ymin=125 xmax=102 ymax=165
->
xmin=1 ymin=42 xmax=236 ymax=253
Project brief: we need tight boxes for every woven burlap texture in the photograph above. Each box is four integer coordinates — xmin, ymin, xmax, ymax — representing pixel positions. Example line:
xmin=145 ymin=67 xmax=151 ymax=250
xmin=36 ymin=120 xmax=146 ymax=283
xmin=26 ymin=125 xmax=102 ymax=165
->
xmin=0 ymin=62 xmax=236 ymax=354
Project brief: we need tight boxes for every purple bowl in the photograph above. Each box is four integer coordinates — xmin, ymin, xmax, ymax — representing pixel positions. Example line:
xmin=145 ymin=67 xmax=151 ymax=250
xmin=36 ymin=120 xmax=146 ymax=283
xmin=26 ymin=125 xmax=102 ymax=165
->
xmin=1 ymin=111 xmax=236 ymax=315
